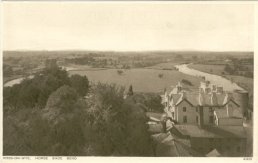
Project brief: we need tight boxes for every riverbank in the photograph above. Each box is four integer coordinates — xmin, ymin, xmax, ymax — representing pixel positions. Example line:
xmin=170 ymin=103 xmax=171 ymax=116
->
xmin=187 ymin=63 xmax=253 ymax=109
xmin=3 ymin=75 xmax=23 ymax=85
xmin=188 ymin=63 xmax=253 ymax=92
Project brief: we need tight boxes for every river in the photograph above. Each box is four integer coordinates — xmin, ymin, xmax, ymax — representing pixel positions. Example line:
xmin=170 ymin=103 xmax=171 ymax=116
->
xmin=175 ymin=64 xmax=244 ymax=92
xmin=4 ymin=75 xmax=34 ymax=87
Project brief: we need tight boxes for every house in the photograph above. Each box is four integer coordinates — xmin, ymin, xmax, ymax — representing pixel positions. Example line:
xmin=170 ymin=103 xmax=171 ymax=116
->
xmin=163 ymin=81 xmax=247 ymax=126
xmin=163 ymin=80 xmax=248 ymax=156
xmin=171 ymin=124 xmax=247 ymax=156
xmin=151 ymin=132 xmax=202 ymax=156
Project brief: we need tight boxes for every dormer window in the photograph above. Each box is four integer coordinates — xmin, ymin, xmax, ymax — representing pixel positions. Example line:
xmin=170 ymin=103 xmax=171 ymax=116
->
xmin=183 ymin=107 xmax=186 ymax=112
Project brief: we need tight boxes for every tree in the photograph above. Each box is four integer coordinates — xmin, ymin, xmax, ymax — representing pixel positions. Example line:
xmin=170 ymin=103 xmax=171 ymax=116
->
xmin=44 ymin=85 xmax=86 ymax=155
xmin=45 ymin=85 xmax=78 ymax=112
xmin=127 ymin=85 xmax=134 ymax=96
xmin=158 ymin=73 xmax=164 ymax=78
xmin=85 ymin=83 xmax=126 ymax=155
xmin=122 ymin=98 xmax=154 ymax=156
xmin=117 ymin=70 xmax=123 ymax=75
xmin=143 ymin=94 xmax=163 ymax=112
xmin=224 ymin=64 xmax=234 ymax=74
xmin=69 ymin=74 xmax=89 ymax=97
xmin=85 ymin=83 xmax=154 ymax=156
xmin=181 ymin=79 xmax=193 ymax=86
xmin=3 ymin=64 xmax=13 ymax=77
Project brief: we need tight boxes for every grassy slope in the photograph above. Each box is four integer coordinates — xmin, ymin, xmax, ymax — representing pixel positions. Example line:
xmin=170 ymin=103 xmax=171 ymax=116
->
xmin=188 ymin=64 xmax=225 ymax=76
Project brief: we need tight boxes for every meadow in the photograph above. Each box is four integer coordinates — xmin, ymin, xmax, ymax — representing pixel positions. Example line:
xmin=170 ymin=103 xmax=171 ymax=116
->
xmin=68 ymin=68 xmax=201 ymax=93
xmin=188 ymin=64 xmax=225 ymax=75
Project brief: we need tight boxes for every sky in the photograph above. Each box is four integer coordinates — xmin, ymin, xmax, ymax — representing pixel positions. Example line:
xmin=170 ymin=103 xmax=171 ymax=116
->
xmin=3 ymin=2 xmax=254 ymax=51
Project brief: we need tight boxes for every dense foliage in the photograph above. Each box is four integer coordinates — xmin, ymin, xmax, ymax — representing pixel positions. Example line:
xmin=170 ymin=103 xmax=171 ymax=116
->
xmin=3 ymin=65 xmax=154 ymax=156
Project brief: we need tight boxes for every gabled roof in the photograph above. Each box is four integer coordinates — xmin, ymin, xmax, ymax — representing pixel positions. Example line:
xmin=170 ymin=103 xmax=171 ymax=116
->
xmin=151 ymin=132 xmax=199 ymax=156
xmin=175 ymin=98 xmax=194 ymax=107
xmin=171 ymin=92 xmax=240 ymax=107
xmin=223 ymin=99 xmax=240 ymax=107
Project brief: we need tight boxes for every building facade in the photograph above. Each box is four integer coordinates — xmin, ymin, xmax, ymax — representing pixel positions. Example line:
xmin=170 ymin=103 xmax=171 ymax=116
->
xmin=164 ymin=80 xmax=248 ymax=156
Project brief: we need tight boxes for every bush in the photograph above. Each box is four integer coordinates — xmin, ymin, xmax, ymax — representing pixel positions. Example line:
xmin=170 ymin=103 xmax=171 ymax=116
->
xmin=181 ymin=79 xmax=193 ymax=86
xmin=117 ymin=70 xmax=123 ymax=75
xmin=158 ymin=73 xmax=163 ymax=78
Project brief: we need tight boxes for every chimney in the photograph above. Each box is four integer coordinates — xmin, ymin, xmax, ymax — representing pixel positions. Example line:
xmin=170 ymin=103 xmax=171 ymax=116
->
xmin=211 ymin=92 xmax=218 ymax=105
xmin=212 ymin=84 xmax=217 ymax=91
xmin=177 ymin=82 xmax=182 ymax=93
xmin=180 ymin=91 xmax=187 ymax=99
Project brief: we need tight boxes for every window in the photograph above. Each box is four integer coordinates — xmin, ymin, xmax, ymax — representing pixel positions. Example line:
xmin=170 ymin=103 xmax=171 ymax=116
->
xmin=196 ymin=116 xmax=199 ymax=123
xmin=183 ymin=116 xmax=187 ymax=123
xmin=209 ymin=116 xmax=214 ymax=123
xmin=172 ymin=112 xmax=175 ymax=118
xmin=196 ymin=107 xmax=198 ymax=112
xmin=183 ymin=107 xmax=186 ymax=112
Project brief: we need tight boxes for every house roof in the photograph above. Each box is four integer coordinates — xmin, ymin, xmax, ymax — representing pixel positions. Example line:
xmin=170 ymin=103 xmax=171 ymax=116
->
xmin=215 ymin=126 xmax=247 ymax=138
xmin=148 ymin=124 xmax=164 ymax=133
xmin=170 ymin=92 xmax=240 ymax=107
xmin=174 ymin=125 xmax=222 ymax=138
xmin=215 ymin=108 xmax=243 ymax=119
xmin=151 ymin=132 xmax=200 ymax=156
xmin=174 ymin=125 xmax=246 ymax=138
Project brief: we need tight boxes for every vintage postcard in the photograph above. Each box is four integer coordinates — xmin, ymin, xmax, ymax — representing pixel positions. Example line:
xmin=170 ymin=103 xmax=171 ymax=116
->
xmin=1 ymin=1 xmax=257 ymax=162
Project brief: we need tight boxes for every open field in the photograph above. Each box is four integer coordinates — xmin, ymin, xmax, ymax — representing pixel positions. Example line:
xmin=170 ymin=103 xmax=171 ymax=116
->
xmin=145 ymin=62 xmax=182 ymax=70
xmin=69 ymin=68 xmax=201 ymax=93
xmin=188 ymin=64 xmax=225 ymax=76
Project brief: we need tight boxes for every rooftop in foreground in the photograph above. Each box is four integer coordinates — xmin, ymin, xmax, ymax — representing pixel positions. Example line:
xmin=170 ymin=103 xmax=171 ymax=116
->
xmin=174 ymin=124 xmax=247 ymax=138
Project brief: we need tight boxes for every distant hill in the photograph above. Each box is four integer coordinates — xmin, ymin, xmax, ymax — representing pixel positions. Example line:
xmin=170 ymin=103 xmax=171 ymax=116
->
xmin=3 ymin=50 xmax=254 ymax=58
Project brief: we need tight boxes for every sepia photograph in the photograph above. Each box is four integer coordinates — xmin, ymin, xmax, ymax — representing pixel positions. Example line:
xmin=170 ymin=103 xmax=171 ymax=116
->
xmin=2 ymin=2 xmax=254 ymax=158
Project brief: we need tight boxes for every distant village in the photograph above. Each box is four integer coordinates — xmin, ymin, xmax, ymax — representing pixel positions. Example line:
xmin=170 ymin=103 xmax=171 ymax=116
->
xmin=147 ymin=80 xmax=252 ymax=157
